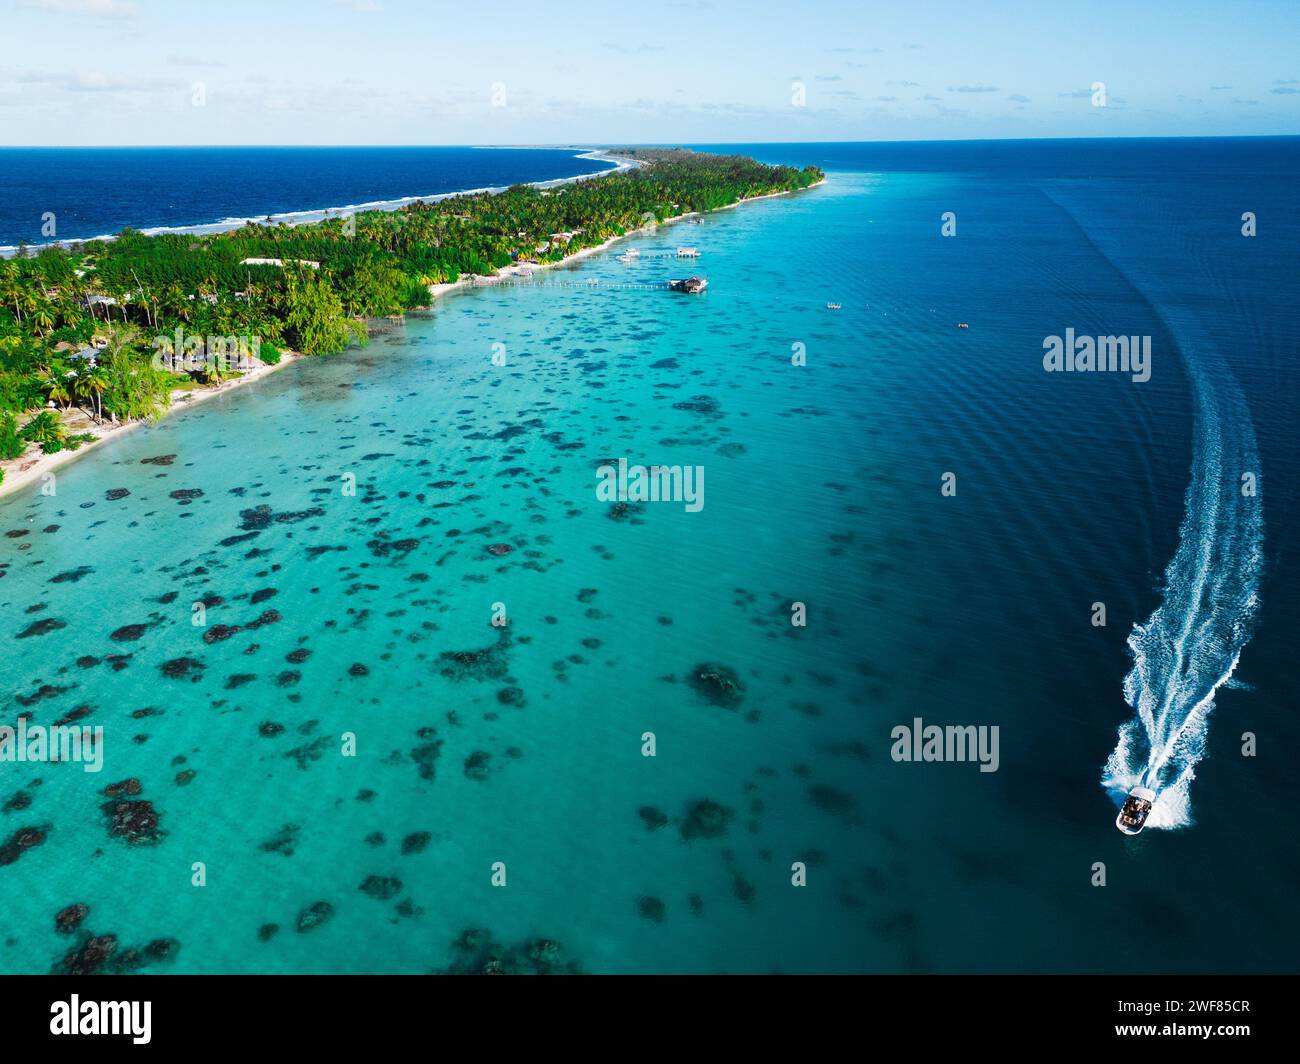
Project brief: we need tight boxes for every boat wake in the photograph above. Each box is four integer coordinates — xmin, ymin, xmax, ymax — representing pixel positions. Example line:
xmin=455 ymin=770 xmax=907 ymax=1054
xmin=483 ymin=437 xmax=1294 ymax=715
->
xmin=1049 ymin=192 xmax=1264 ymax=831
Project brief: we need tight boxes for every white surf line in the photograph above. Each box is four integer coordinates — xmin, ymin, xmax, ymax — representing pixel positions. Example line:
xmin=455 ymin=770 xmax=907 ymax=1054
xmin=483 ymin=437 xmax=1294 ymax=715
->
xmin=0 ymin=148 xmax=625 ymax=257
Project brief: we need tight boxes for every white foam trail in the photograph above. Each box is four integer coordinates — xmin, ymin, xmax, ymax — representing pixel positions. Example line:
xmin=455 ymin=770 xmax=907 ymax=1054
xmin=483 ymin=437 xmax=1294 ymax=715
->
xmin=1053 ymin=204 xmax=1265 ymax=830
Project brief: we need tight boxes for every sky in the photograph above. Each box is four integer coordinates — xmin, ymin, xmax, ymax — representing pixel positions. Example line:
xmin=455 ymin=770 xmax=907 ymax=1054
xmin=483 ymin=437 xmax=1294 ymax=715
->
xmin=2 ymin=0 xmax=1298 ymax=145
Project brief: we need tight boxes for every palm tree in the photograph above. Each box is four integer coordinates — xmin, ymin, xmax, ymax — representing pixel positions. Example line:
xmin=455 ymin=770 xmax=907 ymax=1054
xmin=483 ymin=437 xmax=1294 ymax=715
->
xmin=161 ymin=282 xmax=189 ymax=325
xmin=101 ymin=321 xmax=141 ymax=358
xmin=130 ymin=269 xmax=155 ymax=327
xmin=201 ymin=359 xmax=227 ymax=388
xmin=62 ymin=269 xmax=88 ymax=307
xmin=15 ymin=277 xmax=40 ymax=325
xmin=84 ymin=278 xmax=109 ymax=321
xmin=114 ymin=286 xmax=134 ymax=323
xmin=19 ymin=410 xmax=67 ymax=449
xmin=88 ymin=365 xmax=109 ymax=422
xmin=69 ymin=368 xmax=90 ymax=416
xmin=0 ymin=261 xmax=20 ymax=322
xmin=73 ymin=364 xmax=109 ymax=423
xmin=38 ymin=365 xmax=71 ymax=410
xmin=30 ymin=303 xmax=55 ymax=336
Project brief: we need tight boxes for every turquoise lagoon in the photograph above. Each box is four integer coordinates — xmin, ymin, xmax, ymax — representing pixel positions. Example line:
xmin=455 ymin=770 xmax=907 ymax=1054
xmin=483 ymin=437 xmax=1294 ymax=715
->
xmin=3 ymin=141 xmax=1300 ymax=973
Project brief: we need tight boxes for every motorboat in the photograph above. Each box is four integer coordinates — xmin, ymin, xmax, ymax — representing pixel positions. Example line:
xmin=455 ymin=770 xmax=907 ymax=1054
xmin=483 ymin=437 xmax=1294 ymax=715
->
xmin=1115 ymin=786 xmax=1156 ymax=835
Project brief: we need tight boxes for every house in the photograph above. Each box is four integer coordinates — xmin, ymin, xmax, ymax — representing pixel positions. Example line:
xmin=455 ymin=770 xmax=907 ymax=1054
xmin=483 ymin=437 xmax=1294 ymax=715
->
xmin=668 ymin=276 xmax=708 ymax=294
xmin=239 ymin=257 xmax=321 ymax=269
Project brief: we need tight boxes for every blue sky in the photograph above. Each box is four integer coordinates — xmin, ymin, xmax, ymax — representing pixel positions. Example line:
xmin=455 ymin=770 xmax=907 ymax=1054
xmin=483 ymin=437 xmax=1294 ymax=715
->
xmin=3 ymin=0 xmax=1298 ymax=144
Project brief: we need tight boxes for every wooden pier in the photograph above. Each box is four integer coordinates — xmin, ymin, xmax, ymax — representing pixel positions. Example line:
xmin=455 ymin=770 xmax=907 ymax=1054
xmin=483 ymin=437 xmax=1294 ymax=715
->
xmin=467 ymin=276 xmax=702 ymax=292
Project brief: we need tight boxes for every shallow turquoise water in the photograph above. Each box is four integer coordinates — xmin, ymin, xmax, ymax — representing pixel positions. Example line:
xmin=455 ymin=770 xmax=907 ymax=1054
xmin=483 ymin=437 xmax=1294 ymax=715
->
xmin=3 ymin=144 xmax=1299 ymax=973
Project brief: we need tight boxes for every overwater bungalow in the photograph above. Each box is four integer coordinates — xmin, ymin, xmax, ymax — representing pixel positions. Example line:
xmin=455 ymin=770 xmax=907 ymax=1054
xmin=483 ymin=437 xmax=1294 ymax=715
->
xmin=668 ymin=276 xmax=708 ymax=293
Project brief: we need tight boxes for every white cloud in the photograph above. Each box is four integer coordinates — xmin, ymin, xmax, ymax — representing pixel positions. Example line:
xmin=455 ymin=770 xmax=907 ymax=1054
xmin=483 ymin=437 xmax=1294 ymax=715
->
xmin=14 ymin=68 xmax=184 ymax=93
xmin=36 ymin=0 xmax=139 ymax=16
xmin=604 ymin=43 xmax=666 ymax=55
xmin=167 ymin=54 xmax=228 ymax=69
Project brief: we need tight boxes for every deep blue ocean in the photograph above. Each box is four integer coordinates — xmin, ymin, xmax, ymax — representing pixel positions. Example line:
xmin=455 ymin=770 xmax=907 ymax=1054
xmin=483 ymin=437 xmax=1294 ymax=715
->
xmin=1 ymin=139 xmax=1298 ymax=973
xmin=0 ymin=146 xmax=614 ymax=247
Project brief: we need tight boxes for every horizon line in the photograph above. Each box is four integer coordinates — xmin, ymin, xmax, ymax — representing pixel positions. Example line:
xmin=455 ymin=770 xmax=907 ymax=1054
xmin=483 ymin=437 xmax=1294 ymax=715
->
xmin=3 ymin=133 xmax=1300 ymax=150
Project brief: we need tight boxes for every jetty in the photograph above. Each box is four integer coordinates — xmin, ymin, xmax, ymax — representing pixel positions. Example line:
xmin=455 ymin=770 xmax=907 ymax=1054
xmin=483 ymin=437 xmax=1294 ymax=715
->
xmin=465 ymin=274 xmax=709 ymax=294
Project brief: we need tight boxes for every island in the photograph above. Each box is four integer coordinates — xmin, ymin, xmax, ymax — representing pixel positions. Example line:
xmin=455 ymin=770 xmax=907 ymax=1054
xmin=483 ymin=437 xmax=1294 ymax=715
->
xmin=0 ymin=150 xmax=823 ymax=495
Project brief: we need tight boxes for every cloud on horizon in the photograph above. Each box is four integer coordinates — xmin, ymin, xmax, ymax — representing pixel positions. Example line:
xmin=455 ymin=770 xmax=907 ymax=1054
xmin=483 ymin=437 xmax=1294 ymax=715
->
xmin=34 ymin=0 xmax=137 ymax=16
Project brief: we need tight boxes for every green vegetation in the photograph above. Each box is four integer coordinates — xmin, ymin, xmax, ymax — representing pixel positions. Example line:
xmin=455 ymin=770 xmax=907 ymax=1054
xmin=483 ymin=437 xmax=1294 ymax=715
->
xmin=0 ymin=150 xmax=821 ymax=473
xmin=19 ymin=409 xmax=66 ymax=453
xmin=0 ymin=412 xmax=22 ymax=460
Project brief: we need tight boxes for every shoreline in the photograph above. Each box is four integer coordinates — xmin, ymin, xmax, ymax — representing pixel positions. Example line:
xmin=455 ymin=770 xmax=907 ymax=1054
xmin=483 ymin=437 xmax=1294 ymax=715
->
xmin=0 ymin=350 xmax=308 ymax=501
xmin=0 ymin=148 xmax=632 ymax=258
xmin=429 ymin=174 xmax=827 ymax=300
xmin=0 ymin=175 xmax=824 ymax=503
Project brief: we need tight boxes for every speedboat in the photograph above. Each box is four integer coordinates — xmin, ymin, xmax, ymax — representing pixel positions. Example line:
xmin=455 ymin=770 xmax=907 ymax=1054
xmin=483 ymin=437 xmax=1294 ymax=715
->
xmin=1115 ymin=786 xmax=1156 ymax=835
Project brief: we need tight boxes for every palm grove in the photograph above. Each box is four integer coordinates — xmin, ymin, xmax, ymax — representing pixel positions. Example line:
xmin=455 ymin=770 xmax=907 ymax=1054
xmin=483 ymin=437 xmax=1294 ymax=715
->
xmin=0 ymin=151 xmax=822 ymax=482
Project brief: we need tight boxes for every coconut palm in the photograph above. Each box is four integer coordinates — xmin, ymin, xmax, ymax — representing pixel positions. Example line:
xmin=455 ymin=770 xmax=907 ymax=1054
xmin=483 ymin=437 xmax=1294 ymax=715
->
xmin=18 ymin=409 xmax=67 ymax=448
xmin=29 ymin=303 xmax=55 ymax=336
xmin=161 ymin=282 xmax=190 ymax=325
xmin=0 ymin=261 xmax=20 ymax=322
xmin=75 ymin=364 xmax=110 ymax=422
xmin=15 ymin=278 xmax=40 ymax=325
xmin=37 ymin=365 xmax=71 ymax=410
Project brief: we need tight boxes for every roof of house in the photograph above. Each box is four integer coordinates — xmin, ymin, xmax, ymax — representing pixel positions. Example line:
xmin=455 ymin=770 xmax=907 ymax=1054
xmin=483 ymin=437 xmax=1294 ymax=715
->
xmin=239 ymin=257 xmax=321 ymax=269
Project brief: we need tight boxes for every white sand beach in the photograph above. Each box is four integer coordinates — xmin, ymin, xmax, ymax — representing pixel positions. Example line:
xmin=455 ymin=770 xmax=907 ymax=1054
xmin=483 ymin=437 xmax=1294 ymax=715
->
xmin=0 ymin=175 xmax=824 ymax=503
